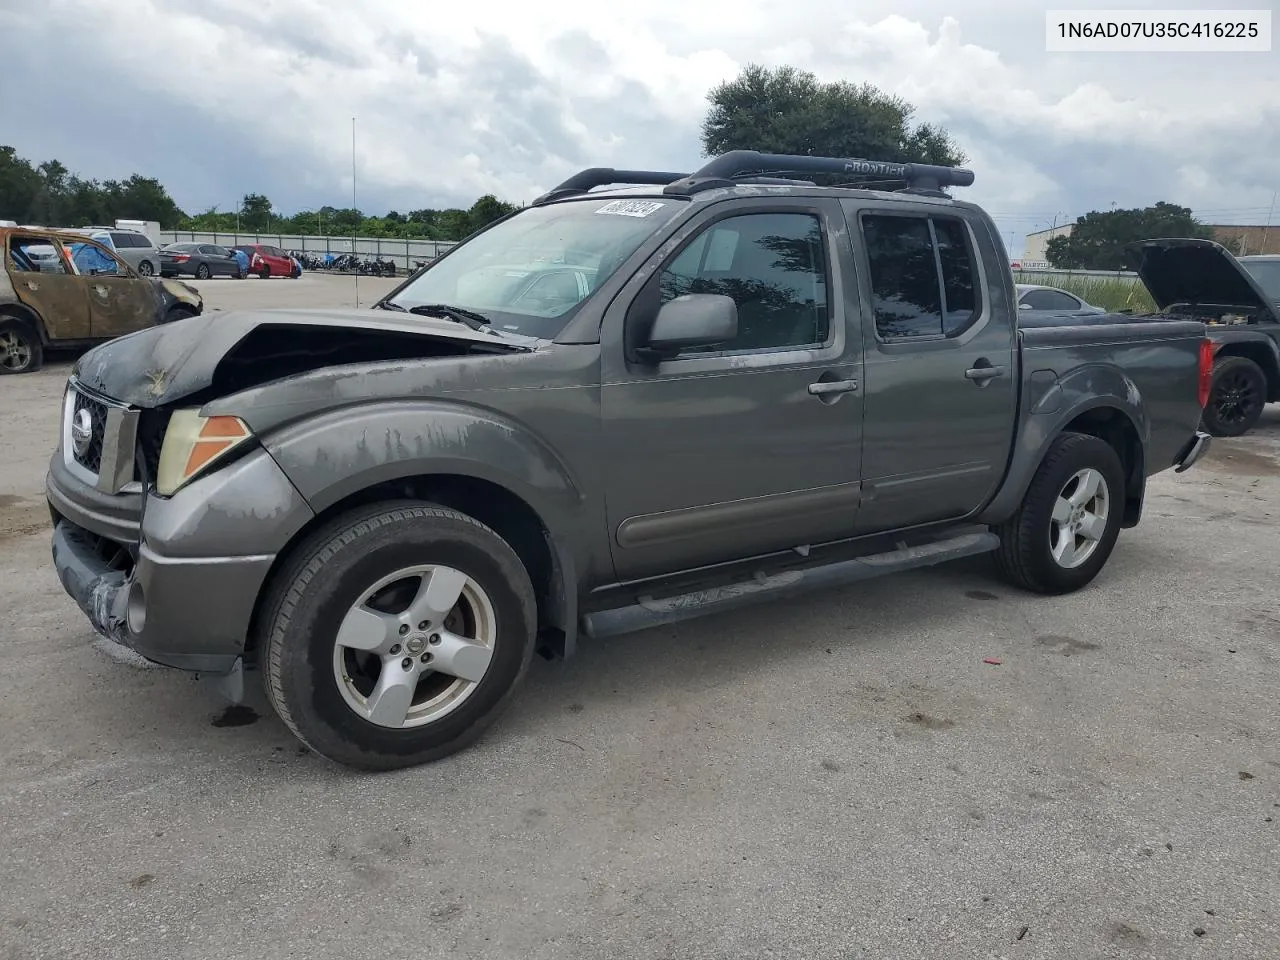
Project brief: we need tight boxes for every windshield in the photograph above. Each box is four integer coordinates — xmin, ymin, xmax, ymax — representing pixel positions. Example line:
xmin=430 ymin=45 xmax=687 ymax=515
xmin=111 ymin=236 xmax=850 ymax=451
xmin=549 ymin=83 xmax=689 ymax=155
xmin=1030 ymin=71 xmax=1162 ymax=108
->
xmin=1242 ymin=259 xmax=1280 ymax=300
xmin=385 ymin=196 xmax=685 ymax=338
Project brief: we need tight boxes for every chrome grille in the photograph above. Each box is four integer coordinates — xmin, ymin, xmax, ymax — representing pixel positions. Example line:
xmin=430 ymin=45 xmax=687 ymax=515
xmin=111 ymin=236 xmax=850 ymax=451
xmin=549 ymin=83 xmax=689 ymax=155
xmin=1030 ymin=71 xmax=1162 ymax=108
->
xmin=70 ymin=392 xmax=109 ymax=474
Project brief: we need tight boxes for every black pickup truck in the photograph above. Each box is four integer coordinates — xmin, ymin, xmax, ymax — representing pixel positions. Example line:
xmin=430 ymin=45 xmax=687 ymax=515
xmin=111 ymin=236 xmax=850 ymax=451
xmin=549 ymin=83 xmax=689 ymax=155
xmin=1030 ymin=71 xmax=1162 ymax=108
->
xmin=48 ymin=151 xmax=1213 ymax=769
xmin=1022 ymin=239 xmax=1280 ymax=437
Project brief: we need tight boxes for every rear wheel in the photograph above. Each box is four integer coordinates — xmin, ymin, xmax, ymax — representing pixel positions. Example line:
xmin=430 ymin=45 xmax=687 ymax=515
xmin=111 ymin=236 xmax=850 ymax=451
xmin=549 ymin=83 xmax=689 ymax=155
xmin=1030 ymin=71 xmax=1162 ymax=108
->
xmin=194 ymin=263 xmax=211 ymax=280
xmin=260 ymin=502 xmax=537 ymax=770
xmin=0 ymin=318 xmax=42 ymax=375
xmin=995 ymin=432 xmax=1125 ymax=594
xmin=1202 ymin=356 xmax=1266 ymax=437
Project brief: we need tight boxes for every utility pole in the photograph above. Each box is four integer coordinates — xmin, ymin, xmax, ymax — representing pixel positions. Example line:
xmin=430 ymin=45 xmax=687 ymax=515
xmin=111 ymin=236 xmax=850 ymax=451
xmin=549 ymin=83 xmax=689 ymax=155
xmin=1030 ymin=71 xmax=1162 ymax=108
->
xmin=1261 ymin=190 xmax=1277 ymax=255
xmin=352 ymin=117 xmax=359 ymax=308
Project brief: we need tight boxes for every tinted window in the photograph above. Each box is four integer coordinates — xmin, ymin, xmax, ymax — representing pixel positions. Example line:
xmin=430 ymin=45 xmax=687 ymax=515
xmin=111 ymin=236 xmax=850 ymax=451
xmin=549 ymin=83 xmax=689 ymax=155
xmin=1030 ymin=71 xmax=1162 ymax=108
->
xmin=198 ymin=245 xmax=219 ymax=255
xmin=935 ymin=219 xmax=977 ymax=335
xmin=863 ymin=214 xmax=982 ymax=339
xmin=1021 ymin=288 xmax=1080 ymax=311
xmin=109 ymin=232 xmax=132 ymax=247
xmin=167 ymin=243 xmax=199 ymax=252
xmin=658 ymin=212 xmax=829 ymax=353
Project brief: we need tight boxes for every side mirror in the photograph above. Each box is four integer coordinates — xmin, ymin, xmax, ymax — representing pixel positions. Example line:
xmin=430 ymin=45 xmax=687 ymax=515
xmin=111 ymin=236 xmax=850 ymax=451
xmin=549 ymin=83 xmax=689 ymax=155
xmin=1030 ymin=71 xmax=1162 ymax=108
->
xmin=639 ymin=294 xmax=738 ymax=361
xmin=1018 ymin=302 xmax=1032 ymax=310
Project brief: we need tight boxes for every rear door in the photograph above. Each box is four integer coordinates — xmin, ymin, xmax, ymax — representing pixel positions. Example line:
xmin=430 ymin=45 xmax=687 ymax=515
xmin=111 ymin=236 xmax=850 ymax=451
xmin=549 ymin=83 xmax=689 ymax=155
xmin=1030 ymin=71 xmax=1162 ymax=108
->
xmin=108 ymin=232 xmax=141 ymax=271
xmin=6 ymin=235 xmax=91 ymax=340
xmin=842 ymin=200 xmax=1017 ymax=534
xmin=600 ymin=198 xmax=865 ymax=580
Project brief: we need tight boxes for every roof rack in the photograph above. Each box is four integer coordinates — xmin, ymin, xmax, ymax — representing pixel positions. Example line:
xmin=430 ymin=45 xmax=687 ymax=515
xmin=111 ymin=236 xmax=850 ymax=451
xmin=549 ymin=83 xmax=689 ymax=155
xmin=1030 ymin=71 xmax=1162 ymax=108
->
xmin=534 ymin=168 xmax=690 ymax=204
xmin=665 ymin=151 xmax=973 ymax=197
xmin=534 ymin=150 xmax=974 ymax=205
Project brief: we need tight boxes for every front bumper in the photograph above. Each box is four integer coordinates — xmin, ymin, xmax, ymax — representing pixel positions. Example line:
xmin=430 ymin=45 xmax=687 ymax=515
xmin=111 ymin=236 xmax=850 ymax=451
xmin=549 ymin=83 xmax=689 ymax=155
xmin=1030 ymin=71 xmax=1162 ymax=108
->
xmin=1174 ymin=431 xmax=1212 ymax=473
xmin=48 ymin=442 xmax=316 ymax=676
xmin=52 ymin=520 xmax=273 ymax=674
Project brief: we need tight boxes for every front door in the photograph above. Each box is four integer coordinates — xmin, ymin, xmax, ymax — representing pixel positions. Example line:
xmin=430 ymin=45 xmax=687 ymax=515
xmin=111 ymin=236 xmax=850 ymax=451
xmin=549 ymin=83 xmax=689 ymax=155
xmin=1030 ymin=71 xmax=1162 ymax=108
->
xmin=842 ymin=202 xmax=1017 ymax=534
xmin=81 ymin=248 xmax=158 ymax=339
xmin=6 ymin=235 xmax=92 ymax=340
xmin=600 ymin=200 xmax=864 ymax=582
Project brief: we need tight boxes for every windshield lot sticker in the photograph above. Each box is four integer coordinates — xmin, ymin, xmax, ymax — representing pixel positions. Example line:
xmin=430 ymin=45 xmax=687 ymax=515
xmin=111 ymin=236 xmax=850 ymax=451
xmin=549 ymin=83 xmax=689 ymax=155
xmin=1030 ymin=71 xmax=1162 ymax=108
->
xmin=595 ymin=200 xmax=666 ymax=218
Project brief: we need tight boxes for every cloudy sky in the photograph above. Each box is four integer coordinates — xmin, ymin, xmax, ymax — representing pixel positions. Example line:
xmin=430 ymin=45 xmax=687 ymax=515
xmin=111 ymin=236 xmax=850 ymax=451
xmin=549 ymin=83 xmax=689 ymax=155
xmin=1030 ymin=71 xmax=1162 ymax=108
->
xmin=2 ymin=0 xmax=1276 ymax=253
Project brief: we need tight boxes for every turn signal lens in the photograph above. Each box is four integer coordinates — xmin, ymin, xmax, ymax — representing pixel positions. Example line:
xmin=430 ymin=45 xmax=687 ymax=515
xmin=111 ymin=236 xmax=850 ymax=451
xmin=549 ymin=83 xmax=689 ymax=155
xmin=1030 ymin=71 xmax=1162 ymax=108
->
xmin=155 ymin=409 xmax=253 ymax=495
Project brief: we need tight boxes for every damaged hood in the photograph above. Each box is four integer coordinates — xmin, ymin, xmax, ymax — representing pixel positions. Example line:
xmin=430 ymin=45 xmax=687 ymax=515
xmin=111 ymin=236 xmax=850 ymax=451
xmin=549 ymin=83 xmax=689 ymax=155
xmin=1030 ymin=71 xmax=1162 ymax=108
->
xmin=72 ymin=307 xmax=536 ymax=408
xmin=1125 ymin=238 xmax=1280 ymax=320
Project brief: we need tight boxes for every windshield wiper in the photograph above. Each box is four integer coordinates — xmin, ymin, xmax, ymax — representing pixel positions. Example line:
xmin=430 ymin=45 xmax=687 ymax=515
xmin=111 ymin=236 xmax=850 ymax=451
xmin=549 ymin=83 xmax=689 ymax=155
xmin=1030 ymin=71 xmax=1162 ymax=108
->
xmin=406 ymin=303 xmax=499 ymax=334
xmin=373 ymin=300 xmax=407 ymax=312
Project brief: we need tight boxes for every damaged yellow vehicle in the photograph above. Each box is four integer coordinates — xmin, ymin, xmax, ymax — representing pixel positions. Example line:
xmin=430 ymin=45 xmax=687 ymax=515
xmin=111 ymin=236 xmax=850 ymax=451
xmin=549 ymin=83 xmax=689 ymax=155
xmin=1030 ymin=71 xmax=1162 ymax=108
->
xmin=0 ymin=226 xmax=204 ymax=375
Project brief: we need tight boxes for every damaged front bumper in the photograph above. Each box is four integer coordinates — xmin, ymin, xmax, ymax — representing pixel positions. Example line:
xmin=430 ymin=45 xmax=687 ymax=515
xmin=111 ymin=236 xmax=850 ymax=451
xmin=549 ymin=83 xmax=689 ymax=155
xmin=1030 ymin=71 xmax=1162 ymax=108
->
xmin=51 ymin=519 xmax=273 ymax=675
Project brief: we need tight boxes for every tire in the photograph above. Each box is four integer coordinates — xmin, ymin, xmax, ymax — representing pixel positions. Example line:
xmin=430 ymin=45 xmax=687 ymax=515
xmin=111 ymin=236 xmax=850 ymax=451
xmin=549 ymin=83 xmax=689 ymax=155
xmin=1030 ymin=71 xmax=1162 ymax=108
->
xmin=1202 ymin=356 xmax=1266 ymax=437
xmin=195 ymin=263 xmax=211 ymax=280
xmin=164 ymin=306 xmax=198 ymax=324
xmin=0 ymin=318 xmax=43 ymax=374
xmin=260 ymin=501 xmax=538 ymax=771
xmin=137 ymin=260 xmax=155 ymax=276
xmin=258 ymin=264 xmax=270 ymax=279
xmin=994 ymin=432 xmax=1126 ymax=595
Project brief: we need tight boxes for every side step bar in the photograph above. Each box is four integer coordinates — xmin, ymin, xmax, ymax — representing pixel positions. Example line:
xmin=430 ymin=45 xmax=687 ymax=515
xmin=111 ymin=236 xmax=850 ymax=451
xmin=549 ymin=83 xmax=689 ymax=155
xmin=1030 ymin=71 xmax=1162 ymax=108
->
xmin=581 ymin=531 xmax=1000 ymax=639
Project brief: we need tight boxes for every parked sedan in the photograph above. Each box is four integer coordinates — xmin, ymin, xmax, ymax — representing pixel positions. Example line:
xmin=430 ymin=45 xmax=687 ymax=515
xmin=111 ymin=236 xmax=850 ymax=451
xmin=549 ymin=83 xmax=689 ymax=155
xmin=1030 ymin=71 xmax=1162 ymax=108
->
xmin=160 ymin=242 xmax=243 ymax=279
xmin=1016 ymin=283 xmax=1107 ymax=321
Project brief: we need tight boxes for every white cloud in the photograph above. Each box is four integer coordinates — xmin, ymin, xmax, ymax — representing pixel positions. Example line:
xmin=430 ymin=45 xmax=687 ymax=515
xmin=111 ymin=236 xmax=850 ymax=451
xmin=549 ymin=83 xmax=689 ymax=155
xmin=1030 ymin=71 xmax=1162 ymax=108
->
xmin=1 ymin=0 xmax=1276 ymax=247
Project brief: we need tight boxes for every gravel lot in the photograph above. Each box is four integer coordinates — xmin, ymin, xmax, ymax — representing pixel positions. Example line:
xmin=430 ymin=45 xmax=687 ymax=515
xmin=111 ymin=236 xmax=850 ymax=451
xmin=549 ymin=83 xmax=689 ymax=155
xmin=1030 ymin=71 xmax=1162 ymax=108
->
xmin=2 ymin=274 xmax=1278 ymax=959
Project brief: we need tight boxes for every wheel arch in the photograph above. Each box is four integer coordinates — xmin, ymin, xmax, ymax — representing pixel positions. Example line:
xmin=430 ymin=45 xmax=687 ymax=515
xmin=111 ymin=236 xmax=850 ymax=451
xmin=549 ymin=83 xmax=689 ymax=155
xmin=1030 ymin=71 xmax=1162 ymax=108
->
xmin=1212 ymin=338 xmax=1280 ymax=402
xmin=981 ymin=363 xmax=1150 ymax=530
xmin=246 ymin=472 xmax=579 ymax=665
xmin=0 ymin=302 xmax=48 ymax=344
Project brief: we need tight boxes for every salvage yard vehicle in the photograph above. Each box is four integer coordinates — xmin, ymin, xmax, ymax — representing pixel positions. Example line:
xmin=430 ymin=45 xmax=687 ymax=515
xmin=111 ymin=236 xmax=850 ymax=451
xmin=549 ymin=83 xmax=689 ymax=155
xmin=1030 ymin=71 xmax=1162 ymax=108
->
xmin=1021 ymin=239 xmax=1280 ymax=438
xmin=0 ymin=226 xmax=204 ymax=374
xmin=47 ymin=151 xmax=1212 ymax=770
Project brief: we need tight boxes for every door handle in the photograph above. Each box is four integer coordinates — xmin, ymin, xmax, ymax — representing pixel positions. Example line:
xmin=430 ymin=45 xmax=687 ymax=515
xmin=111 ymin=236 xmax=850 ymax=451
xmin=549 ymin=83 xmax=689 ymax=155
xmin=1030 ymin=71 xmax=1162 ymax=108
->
xmin=808 ymin=378 xmax=859 ymax=397
xmin=964 ymin=363 xmax=1006 ymax=382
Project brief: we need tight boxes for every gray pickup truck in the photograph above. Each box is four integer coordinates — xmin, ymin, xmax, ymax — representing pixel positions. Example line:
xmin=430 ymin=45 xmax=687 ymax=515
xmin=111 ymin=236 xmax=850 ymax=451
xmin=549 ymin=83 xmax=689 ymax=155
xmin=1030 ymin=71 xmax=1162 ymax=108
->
xmin=47 ymin=151 xmax=1212 ymax=770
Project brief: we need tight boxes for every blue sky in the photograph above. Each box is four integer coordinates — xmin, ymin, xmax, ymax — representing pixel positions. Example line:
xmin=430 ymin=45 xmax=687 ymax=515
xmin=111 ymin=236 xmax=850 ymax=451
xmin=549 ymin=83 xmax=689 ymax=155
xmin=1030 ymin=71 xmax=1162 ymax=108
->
xmin=2 ymin=0 xmax=1276 ymax=254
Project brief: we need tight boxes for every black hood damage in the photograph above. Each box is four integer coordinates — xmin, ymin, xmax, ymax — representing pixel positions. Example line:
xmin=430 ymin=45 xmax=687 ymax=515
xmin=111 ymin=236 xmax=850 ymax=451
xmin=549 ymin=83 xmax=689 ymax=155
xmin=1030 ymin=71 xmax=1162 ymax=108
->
xmin=1125 ymin=238 xmax=1280 ymax=320
xmin=73 ymin=307 xmax=535 ymax=408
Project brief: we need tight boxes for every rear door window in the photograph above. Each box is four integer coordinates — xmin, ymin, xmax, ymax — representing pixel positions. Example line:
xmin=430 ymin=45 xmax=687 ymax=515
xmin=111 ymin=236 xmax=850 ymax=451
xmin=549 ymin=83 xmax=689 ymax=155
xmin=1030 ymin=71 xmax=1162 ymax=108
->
xmin=861 ymin=213 xmax=984 ymax=340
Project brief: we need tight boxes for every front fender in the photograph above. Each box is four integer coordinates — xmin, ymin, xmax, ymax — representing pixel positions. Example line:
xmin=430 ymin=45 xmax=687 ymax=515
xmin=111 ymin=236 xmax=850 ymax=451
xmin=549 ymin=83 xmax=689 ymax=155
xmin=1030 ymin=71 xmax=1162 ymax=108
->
xmin=259 ymin=400 xmax=586 ymax=527
xmin=980 ymin=362 xmax=1149 ymax=525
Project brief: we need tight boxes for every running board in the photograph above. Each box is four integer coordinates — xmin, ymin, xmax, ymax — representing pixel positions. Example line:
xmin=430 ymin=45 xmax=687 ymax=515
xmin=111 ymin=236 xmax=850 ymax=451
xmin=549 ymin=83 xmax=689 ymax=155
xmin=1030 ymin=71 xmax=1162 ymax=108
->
xmin=581 ymin=531 xmax=1000 ymax=639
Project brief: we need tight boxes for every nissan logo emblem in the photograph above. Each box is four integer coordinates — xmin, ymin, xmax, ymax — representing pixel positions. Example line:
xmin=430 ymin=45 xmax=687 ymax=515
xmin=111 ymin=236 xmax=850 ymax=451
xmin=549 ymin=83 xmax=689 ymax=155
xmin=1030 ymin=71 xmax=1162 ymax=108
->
xmin=71 ymin=408 xmax=94 ymax=457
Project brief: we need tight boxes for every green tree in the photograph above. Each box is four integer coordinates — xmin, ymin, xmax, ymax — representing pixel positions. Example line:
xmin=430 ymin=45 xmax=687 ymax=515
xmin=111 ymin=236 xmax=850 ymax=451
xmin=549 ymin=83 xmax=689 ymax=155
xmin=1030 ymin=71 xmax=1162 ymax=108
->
xmin=701 ymin=64 xmax=966 ymax=170
xmin=1045 ymin=203 xmax=1215 ymax=270
xmin=239 ymin=193 xmax=273 ymax=231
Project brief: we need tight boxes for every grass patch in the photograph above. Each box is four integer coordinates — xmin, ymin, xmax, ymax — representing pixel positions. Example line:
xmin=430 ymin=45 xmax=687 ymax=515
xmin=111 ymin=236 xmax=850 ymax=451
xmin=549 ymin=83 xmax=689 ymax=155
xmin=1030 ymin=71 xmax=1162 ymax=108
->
xmin=1013 ymin=271 xmax=1156 ymax=313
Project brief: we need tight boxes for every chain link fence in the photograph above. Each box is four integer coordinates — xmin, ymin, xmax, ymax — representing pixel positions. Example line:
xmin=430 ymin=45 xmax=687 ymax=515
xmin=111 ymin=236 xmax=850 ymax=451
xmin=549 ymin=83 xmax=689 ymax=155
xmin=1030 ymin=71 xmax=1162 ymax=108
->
xmin=159 ymin=231 xmax=458 ymax=272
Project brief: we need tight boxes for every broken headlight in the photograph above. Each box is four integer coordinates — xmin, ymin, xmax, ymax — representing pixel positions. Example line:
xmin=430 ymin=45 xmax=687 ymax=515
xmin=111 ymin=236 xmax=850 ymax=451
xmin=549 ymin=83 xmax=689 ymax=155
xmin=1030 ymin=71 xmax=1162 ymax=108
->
xmin=155 ymin=409 xmax=253 ymax=496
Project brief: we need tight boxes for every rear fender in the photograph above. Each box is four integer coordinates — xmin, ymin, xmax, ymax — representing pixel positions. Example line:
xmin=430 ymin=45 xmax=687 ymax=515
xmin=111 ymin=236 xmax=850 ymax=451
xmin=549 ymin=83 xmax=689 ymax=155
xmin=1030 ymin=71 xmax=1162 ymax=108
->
xmin=980 ymin=363 xmax=1149 ymax=525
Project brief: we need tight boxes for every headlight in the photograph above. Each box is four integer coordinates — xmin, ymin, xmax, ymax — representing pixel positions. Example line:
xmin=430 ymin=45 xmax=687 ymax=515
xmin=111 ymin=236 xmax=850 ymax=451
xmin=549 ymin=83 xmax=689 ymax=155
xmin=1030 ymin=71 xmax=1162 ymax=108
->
xmin=155 ymin=409 xmax=253 ymax=495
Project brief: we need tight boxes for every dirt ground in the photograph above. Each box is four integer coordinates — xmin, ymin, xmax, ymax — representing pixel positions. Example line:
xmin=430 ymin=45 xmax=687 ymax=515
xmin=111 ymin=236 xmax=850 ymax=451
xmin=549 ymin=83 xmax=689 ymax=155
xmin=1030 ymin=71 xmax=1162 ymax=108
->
xmin=1 ymin=277 xmax=1277 ymax=959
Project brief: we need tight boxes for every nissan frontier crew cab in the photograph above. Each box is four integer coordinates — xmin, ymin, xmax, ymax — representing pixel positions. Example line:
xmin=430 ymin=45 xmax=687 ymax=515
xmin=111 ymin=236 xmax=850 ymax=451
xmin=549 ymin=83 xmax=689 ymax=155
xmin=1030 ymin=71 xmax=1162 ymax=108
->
xmin=47 ymin=151 xmax=1213 ymax=770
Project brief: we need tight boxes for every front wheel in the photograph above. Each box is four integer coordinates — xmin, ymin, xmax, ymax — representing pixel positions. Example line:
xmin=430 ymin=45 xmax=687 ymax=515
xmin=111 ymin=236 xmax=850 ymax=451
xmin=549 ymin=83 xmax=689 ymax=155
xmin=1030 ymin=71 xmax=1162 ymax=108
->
xmin=258 ymin=264 xmax=270 ymax=279
xmin=1202 ymin=356 xmax=1266 ymax=437
xmin=137 ymin=260 xmax=155 ymax=276
xmin=994 ymin=432 xmax=1126 ymax=594
xmin=260 ymin=502 xmax=537 ymax=770
xmin=195 ymin=263 xmax=211 ymax=280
